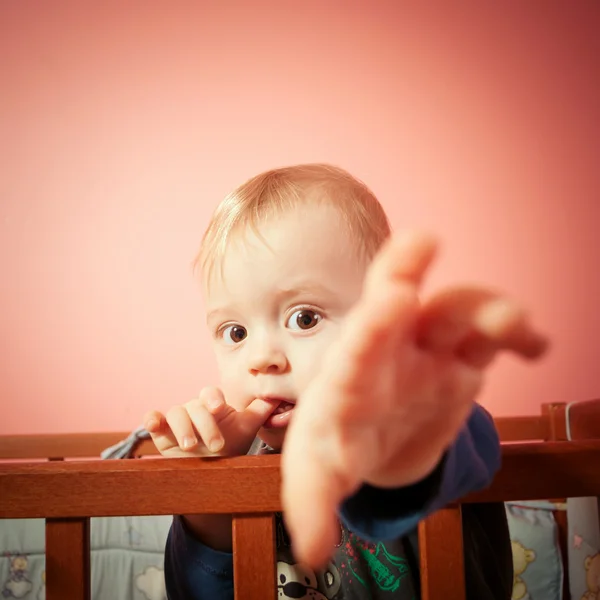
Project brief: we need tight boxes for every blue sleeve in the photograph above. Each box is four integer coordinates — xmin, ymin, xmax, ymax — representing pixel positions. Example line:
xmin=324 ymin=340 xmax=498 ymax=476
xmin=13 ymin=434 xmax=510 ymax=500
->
xmin=164 ymin=515 xmax=233 ymax=600
xmin=338 ymin=403 xmax=501 ymax=541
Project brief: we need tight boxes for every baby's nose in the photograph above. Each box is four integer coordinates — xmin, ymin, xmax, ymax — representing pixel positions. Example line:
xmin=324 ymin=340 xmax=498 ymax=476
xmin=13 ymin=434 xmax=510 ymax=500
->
xmin=248 ymin=346 xmax=288 ymax=375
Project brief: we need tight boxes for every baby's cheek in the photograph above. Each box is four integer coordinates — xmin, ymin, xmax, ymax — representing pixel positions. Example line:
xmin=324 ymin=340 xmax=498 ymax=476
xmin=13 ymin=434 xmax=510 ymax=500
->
xmin=215 ymin=354 xmax=248 ymax=409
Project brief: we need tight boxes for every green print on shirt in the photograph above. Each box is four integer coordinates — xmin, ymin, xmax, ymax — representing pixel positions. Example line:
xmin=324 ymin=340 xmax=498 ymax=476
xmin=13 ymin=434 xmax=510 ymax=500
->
xmin=348 ymin=542 xmax=411 ymax=595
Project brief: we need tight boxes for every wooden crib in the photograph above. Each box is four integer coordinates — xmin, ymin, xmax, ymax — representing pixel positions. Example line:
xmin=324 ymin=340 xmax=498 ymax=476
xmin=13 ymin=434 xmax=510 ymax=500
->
xmin=1 ymin=399 xmax=599 ymax=600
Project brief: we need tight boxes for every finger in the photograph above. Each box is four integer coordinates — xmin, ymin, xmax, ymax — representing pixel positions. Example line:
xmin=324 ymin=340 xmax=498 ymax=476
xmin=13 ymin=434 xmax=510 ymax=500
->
xmin=186 ymin=401 xmax=224 ymax=454
xmin=143 ymin=410 xmax=164 ymax=434
xmin=476 ymin=298 xmax=549 ymax=358
xmin=335 ymin=232 xmax=437 ymax=382
xmin=198 ymin=386 xmax=228 ymax=417
xmin=418 ymin=287 xmax=501 ymax=350
xmin=143 ymin=410 xmax=182 ymax=453
xmin=454 ymin=332 xmax=499 ymax=369
xmin=364 ymin=230 xmax=438 ymax=294
xmin=237 ymin=397 xmax=280 ymax=435
xmin=320 ymin=284 xmax=417 ymax=423
xmin=281 ymin=427 xmax=358 ymax=570
xmin=372 ymin=231 xmax=437 ymax=286
xmin=418 ymin=287 xmax=548 ymax=359
xmin=165 ymin=405 xmax=199 ymax=451
xmin=194 ymin=387 xmax=230 ymax=453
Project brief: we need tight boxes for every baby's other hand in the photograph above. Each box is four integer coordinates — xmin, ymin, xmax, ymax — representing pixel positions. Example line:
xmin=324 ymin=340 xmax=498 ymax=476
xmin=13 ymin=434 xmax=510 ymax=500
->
xmin=144 ymin=387 xmax=278 ymax=458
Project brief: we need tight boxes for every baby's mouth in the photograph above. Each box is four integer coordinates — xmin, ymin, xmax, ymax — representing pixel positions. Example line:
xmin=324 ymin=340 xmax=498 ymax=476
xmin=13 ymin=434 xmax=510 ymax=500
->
xmin=262 ymin=398 xmax=296 ymax=429
xmin=272 ymin=401 xmax=295 ymax=415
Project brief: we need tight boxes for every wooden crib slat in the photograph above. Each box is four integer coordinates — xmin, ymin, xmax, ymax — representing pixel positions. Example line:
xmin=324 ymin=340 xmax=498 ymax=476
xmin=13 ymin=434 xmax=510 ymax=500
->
xmin=553 ymin=508 xmax=571 ymax=600
xmin=542 ymin=403 xmax=568 ymax=441
xmin=418 ymin=507 xmax=465 ymax=600
xmin=233 ymin=514 xmax=276 ymax=600
xmin=46 ymin=517 xmax=90 ymax=600
xmin=565 ymin=397 xmax=600 ymax=544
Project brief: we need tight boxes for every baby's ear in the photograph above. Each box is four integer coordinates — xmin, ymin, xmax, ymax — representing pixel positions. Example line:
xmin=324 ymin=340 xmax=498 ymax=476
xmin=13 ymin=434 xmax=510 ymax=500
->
xmin=585 ymin=556 xmax=593 ymax=570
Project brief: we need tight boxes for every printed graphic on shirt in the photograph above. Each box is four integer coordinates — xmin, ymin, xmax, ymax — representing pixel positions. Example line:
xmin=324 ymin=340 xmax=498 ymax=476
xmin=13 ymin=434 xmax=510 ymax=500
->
xmin=274 ymin=513 xmax=416 ymax=599
xmin=343 ymin=536 xmax=411 ymax=594
xmin=277 ymin=559 xmax=342 ymax=599
xmin=275 ymin=515 xmax=342 ymax=599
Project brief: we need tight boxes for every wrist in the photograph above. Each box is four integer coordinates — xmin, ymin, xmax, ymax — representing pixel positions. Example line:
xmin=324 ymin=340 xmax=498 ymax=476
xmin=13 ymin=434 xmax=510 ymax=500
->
xmin=366 ymin=444 xmax=445 ymax=490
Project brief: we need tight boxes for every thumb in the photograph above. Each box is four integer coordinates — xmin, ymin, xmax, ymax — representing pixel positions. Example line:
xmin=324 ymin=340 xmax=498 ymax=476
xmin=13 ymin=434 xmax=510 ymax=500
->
xmin=238 ymin=398 xmax=280 ymax=435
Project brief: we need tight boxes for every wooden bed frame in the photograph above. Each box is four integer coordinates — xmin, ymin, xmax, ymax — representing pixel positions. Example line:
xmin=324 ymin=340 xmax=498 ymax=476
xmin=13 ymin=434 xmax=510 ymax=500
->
xmin=1 ymin=399 xmax=599 ymax=600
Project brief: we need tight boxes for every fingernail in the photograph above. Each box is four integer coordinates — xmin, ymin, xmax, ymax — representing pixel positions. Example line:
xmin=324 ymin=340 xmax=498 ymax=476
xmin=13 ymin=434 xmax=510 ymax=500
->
xmin=207 ymin=396 xmax=223 ymax=411
xmin=477 ymin=300 xmax=522 ymax=335
xmin=182 ymin=436 xmax=197 ymax=449
xmin=209 ymin=438 xmax=224 ymax=453
xmin=146 ymin=419 xmax=159 ymax=430
xmin=480 ymin=299 xmax=517 ymax=321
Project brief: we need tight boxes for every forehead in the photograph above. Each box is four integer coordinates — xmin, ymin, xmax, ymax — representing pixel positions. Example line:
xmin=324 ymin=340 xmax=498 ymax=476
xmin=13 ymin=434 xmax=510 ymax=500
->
xmin=204 ymin=204 xmax=367 ymax=307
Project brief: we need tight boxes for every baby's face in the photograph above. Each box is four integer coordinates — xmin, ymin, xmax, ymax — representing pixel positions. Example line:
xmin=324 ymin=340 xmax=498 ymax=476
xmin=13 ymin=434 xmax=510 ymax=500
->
xmin=203 ymin=204 xmax=370 ymax=449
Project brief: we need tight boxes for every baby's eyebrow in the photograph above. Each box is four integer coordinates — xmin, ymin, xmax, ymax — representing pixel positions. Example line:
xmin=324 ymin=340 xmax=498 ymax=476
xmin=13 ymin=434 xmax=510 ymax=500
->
xmin=273 ymin=282 xmax=336 ymax=301
xmin=205 ymin=281 xmax=338 ymax=325
xmin=205 ymin=307 xmax=230 ymax=325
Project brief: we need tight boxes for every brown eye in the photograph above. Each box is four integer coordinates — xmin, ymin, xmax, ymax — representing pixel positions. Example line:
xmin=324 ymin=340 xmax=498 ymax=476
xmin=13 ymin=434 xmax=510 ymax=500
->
xmin=287 ymin=309 xmax=322 ymax=331
xmin=222 ymin=325 xmax=247 ymax=344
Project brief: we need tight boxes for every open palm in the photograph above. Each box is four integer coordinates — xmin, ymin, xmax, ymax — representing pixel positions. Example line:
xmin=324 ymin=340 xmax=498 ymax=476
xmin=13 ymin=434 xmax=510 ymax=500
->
xmin=281 ymin=232 xmax=547 ymax=569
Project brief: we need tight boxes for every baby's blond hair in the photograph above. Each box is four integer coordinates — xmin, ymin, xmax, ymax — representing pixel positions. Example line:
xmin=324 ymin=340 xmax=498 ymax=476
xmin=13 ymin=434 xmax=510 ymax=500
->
xmin=194 ymin=163 xmax=391 ymax=282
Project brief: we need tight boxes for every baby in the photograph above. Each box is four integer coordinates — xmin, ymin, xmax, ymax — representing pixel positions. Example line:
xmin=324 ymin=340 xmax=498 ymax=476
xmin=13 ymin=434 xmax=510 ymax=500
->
xmin=145 ymin=164 xmax=547 ymax=599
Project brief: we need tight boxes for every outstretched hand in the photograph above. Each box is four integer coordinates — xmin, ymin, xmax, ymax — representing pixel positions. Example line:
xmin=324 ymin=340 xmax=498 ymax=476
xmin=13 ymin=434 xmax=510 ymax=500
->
xmin=281 ymin=231 xmax=548 ymax=569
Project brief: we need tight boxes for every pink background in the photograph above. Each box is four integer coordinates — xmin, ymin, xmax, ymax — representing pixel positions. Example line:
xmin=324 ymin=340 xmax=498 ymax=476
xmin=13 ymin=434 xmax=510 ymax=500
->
xmin=1 ymin=1 xmax=598 ymax=435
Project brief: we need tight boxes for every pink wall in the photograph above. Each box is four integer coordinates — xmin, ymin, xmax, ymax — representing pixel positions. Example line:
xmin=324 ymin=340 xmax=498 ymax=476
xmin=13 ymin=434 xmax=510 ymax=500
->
xmin=1 ymin=1 xmax=598 ymax=435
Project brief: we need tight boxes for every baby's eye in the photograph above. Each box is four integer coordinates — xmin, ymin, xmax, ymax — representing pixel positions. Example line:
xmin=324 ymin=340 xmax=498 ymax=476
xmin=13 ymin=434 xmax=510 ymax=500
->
xmin=221 ymin=325 xmax=247 ymax=344
xmin=286 ymin=309 xmax=322 ymax=331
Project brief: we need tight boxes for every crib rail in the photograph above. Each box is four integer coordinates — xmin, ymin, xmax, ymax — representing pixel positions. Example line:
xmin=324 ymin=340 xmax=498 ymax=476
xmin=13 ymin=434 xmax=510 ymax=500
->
xmin=494 ymin=401 xmax=567 ymax=441
xmin=0 ymin=431 xmax=158 ymax=460
xmin=2 ymin=441 xmax=600 ymax=600
xmin=1 ymin=401 xmax=590 ymax=463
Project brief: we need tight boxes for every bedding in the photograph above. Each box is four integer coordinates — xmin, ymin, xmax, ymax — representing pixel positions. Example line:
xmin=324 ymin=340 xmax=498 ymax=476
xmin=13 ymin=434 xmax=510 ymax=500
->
xmin=506 ymin=500 xmax=564 ymax=600
xmin=506 ymin=498 xmax=600 ymax=600
xmin=567 ymin=497 xmax=600 ymax=600
xmin=0 ymin=515 xmax=171 ymax=600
